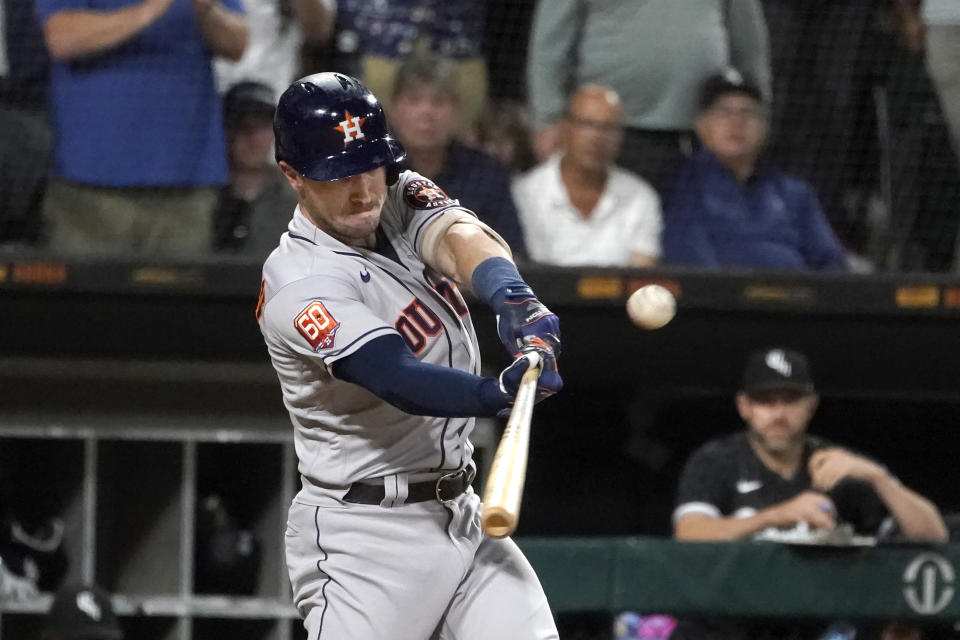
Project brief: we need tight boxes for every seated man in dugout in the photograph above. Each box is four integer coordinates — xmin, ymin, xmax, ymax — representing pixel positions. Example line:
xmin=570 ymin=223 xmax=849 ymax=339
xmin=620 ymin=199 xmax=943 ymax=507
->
xmin=674 ymin=347 xmax=946 ymax=542
xmin=671 ymin=347 xmax=947 ymax=639
xmin=662 ymin=70 xmax=849 ymax=271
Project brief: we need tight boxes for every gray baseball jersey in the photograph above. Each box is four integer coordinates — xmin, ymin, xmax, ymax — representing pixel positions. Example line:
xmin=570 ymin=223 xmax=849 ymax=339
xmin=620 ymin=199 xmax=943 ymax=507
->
xmin=257 ymin=170 xmax=481 ymax=502
xmin=259 ymin=170 xmax=559 ymax=640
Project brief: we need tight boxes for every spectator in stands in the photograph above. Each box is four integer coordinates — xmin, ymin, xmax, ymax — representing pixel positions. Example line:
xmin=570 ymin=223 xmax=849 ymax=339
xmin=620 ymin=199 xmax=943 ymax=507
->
xmin=760 ymin=0 xmax=879 ymax=256
xmin=472 ymin=99 xmax=538 ymax=175
xmin=35 ymin=0 xmax=248 ymax=257
xmin=895 ymin=0 xmax=960 ymax=273
xmin=897 ymin=0 xmax=960 ymax=165
xmin=41 ymin=583 xmax=123 ymax=640
xmin=512 ymin=85 xmax=661 ymax=267
xmin=0 ymin=0 xmax=50 ymax=246
xmin=388 ymin=51 xmax=527 ymax=259
xmin=526 ymin=0 xmax=770 ymax=194
xmin=334 ymin=0 xmax=487 ymax=136
xmin=215 ymin=0 xmax=334 ymax=99
xmin=673 ymin=347 xmax=947 ymax=543
xmin=213 ymin=81 xmax=296 ymax=259
xmin=662 ymin=70 xmax=849 ymax=271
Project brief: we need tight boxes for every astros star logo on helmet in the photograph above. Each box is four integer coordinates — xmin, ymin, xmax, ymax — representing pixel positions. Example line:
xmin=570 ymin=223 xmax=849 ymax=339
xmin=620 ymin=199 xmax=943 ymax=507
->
xmin=334 ymin=111 xmax=366 ymax=145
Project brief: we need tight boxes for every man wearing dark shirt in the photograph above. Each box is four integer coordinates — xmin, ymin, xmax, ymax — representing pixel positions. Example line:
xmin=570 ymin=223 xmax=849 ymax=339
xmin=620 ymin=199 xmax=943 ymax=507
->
xmin=673 ymin=347 xmax=946 ymax=542
xmin=663 ymin=70 xmax=848 ymax=271
xmin=387 ymin=50 xmax=527 ymax=259
xmin=671 ymin=347 xmax=946 ymax=640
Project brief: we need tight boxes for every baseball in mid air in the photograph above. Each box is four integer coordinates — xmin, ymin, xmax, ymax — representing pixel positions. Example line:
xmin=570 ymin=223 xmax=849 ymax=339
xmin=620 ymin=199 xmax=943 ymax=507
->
xmin=626 ymin=284 xmax=676 ymax=330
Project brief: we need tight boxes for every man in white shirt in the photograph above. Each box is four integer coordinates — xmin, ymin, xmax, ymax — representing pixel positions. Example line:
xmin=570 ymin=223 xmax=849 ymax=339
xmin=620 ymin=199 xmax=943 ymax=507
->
xmin=512 ymin=85 xmax=662 ymax=267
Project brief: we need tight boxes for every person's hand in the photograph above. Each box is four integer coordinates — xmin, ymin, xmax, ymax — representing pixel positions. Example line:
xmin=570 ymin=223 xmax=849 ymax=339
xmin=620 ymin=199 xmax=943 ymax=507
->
xmin=192 ymin=0 xmax=218 ymax=19
xmin=495 ymin=289 xmax=561 ymax=359
xmin=809 ymin=447 xmax=887 ymax=491
xmin=768 ymin=491 xmax=836 ymax=530
xmin=497 ymin=338 xmax=563 ymax=415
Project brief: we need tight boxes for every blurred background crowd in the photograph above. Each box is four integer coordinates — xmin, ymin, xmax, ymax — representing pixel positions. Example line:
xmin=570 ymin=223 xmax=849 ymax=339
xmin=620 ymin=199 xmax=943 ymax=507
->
xmin=2 ymin=0 xmax=959 ymax=273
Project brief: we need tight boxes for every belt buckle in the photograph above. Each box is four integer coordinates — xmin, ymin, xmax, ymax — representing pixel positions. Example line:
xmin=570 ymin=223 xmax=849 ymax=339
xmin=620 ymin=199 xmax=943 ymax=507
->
xmin=435 ymin=469 xmax=465 ymax=504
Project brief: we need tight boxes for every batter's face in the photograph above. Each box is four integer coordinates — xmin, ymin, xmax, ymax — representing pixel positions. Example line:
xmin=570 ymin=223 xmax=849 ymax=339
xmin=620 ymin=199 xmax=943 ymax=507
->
xmin=279 ymin=162 xmax=387 ymax=249
xmin=737 ymin=389 xmax=818 ymax=454
xmin=696 ymin=93 xmax=769 ymax=168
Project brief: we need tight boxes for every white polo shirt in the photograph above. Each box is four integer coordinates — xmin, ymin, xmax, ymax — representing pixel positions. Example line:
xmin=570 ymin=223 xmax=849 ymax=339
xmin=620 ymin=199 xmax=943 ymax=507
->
xmin=512 ymin=154 xmax=662 ymax=266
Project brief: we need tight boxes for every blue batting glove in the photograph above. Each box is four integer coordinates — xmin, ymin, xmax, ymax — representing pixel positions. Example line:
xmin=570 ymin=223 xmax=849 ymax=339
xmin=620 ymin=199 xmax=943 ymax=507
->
xmin=494 ymin=287 xmax=562 ymax=358
xmin=496 ymin=338 xmax=563 ymax=417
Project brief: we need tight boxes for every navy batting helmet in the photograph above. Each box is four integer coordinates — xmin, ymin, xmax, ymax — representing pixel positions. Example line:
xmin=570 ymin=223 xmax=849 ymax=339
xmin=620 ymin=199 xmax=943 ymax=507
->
xmin=274 ymin=72 xmax=406 ymax=182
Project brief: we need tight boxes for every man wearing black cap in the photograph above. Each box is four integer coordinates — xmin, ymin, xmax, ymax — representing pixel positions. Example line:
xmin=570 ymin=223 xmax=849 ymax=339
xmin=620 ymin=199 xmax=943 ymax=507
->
xmin=212 ymin=80 xmax=297 ymax=259
xmin=672 ymin=347 xmax=946 ymax=542
xmin=662 ymin=69 xmax=848 ymax=271
xmin=41 ymin=584 xmax=123 ymax=640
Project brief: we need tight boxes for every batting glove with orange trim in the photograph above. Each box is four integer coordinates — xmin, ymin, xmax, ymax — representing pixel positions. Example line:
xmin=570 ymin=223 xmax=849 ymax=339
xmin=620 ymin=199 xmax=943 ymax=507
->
xmin=497 ymin=338 xmax=563 ymax=417
xmin=494 ymin=288 xmax=562 ymax=359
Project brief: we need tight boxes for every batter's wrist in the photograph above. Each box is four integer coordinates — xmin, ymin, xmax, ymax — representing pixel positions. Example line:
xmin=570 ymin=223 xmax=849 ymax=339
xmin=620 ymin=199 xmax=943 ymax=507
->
xmin=479 ymin=377 xmax=512 ymax=416
xmin=471 ymin=257 xmax=529 ymax=310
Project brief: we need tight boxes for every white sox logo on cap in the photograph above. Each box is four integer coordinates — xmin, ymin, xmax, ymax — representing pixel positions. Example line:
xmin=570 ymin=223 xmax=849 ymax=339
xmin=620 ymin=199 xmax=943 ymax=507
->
xmin=765 ymin=349 xmax=791 ymax=377
xmin=76 ymin=591 xmax=102 ymax=622
xmin=334 ymin=111 xmax=366 ymax=145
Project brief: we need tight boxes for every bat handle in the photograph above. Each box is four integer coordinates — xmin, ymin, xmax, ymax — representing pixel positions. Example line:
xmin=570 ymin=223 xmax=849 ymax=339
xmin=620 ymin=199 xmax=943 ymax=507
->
xmin=522 ymin=350 xmax=542 ymax=377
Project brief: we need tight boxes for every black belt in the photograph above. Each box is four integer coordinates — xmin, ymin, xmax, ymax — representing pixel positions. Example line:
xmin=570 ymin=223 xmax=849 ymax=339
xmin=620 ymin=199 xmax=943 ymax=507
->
xmin=343 ymin=468 xmax=474 ymax=505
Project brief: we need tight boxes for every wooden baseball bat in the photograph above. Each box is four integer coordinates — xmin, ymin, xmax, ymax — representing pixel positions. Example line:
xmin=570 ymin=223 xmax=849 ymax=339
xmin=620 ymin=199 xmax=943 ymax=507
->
xmin=481 ymin=352 xmax=542 ymax=538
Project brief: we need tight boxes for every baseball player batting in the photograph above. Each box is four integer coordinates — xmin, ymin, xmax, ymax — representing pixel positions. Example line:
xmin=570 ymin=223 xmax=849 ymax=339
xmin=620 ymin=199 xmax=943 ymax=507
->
xmin=256 ymin=72 xmax=563 ymax=640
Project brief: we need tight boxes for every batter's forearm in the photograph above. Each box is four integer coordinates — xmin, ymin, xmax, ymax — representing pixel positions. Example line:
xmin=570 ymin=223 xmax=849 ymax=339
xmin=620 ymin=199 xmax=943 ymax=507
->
xmin=436 ymin=223 xmax=514 ymax=293
xmin=332 ymin=335 xmax=510 ymax=417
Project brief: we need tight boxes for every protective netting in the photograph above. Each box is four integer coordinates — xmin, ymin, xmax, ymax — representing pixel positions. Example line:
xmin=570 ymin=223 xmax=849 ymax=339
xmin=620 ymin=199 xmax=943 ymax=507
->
xmin=2 ymin=0 xmax=958 ymax=272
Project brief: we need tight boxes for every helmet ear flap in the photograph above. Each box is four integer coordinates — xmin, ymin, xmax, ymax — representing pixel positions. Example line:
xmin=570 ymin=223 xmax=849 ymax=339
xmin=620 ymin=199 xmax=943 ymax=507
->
xmin=386 ymin=160 xmax=407 ymax=186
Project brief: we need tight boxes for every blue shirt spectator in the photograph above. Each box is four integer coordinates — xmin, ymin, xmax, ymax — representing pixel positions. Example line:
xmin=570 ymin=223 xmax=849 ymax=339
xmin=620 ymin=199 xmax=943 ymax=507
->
xmin=663 ymin=149 xmax=847 ymax=270
xmin=35 ymin=0 xmax=243 ymax=187
xmin=663 ymin=70 xmax=847 ymax=271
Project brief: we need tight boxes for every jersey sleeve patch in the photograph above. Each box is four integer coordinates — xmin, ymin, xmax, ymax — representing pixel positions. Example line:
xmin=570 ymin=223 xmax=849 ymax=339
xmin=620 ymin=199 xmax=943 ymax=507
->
xmin=295 ymin=300 xmax=341 ymax=351
xmin=403 ymin=178 xmax=456 ymax=210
